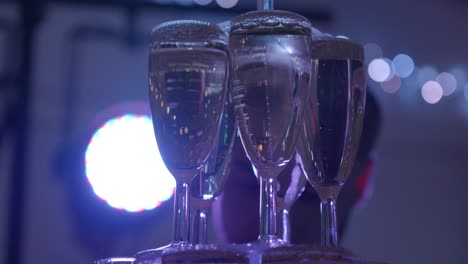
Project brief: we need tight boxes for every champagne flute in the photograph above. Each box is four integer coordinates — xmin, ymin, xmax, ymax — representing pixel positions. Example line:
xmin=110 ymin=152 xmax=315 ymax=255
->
xmin=297 ymin=37 xmax=366 ymax=247
xmin=191 ymin=97 xmax=236 ymax=245
xmin=274 ymin=24 xmax=328 ymax=244
xmin=229 ymin=9 xmax=312 ymax=248
xmin=134 ymin=20 xmax=229 ymax=263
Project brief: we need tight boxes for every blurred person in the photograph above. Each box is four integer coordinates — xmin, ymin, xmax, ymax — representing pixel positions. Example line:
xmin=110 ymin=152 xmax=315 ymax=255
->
xmin=212 ymin=91 xmax=381 ymax=244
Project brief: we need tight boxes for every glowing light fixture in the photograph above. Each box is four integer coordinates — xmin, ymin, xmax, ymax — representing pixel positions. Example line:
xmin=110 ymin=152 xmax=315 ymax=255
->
xmin=85 ymin=114 xmax=176 ymax=212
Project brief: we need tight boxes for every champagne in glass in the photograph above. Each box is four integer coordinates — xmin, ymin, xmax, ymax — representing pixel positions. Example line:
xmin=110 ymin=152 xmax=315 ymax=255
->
xmin=191 ymin=98 xmax=236 ymax=245
xmin=230 ymin=10 xmax=312 ymax=247
xmin=134 ymin=20 xmax=229 ymax=263
xmin=297 ymin=37 xmax=366 ymax=247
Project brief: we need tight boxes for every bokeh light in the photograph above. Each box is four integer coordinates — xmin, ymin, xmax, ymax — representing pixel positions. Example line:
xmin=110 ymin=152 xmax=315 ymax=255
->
xmin=464 ymin=83 xmax=468 ymax=102
xmin=85 ymin=114 xmax=175 ymax=212
xmin=399 ymin=75 xmax=419 ymax=104
xmin=364 ymin=43 xmax=383 ymax=64
xmin=174 ymin=0 xmax=194 ymax=5
xmin=368 ymin=58 xmax=394 ymax=82
xmin=415 ymin=65 xmax=438 ymax=86
xmin=216 ymin=0 xmax=238 ymax=8
xmin=193 ymin=0 xmax=212 ymax=5
xmin=450 ymin=67 xmax=467 ymax=91
xmin=421 ymin=81 xmax=443 ymax=104
xmin=436 ymin=72 xmax=457 ymax=96
xmin=380 ymin=75 xmax=401 ymax=94
xmin=393 ymin=54 xmax=414 ymax=78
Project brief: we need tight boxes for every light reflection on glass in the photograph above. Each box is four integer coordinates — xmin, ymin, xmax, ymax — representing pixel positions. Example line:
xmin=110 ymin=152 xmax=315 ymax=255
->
xmin=149 ymin=45 xmax=228 ymax=176
xmin=335 ymin=35 xmax=349 ymax=39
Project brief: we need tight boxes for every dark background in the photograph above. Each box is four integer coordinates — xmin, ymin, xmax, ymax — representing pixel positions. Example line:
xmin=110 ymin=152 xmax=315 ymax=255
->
xmin=0 ymin=0 xmax=467 ymax=263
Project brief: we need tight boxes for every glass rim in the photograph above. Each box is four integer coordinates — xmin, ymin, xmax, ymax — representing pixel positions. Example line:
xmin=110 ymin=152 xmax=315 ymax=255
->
xmin=95 ymin=257 xmax=135 ymax=264
xmin=149 ymin=41 xmax=229 ymax=53
xmin=151 ymin=19 xmax=214 ymax=35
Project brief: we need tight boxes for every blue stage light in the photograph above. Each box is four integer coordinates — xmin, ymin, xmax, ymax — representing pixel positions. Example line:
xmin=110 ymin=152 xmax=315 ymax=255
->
xmin=85 ymin=114 xmax=175 ymax=212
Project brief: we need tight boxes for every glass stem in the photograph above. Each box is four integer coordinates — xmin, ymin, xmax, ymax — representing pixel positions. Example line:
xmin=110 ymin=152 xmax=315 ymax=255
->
xmin=172 ymin=182 xmax=190 ymax=245
xmin=257 ymin=0 xmax=273 ymax=10
xmin=320 ymin=198 xmax=338 ymax=247
xmin=259 ymin=177 xmax=278 ymax=242
xmin=281 ymin=209 xmax=291 ymax=243
xmin=192 ymin=209 xmax=208 ymax=244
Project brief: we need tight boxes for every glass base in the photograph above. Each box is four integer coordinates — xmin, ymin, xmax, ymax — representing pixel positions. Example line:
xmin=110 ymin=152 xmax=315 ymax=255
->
xmin=226 ymin=239 xmax=286 ymax=264
xmin=261 ymin=244 xmax=380 ymax=263
xmin=134 ymin=244 xmax=249 ymax=264
xmin=133 ymin=243 xmax=193 ymax=264
xmin=165 ymin=244 xmax=249 ymax=264
xmin=94 ymin=257 xmax=135 ymax=264
xmin=134 ymin=244 xmax=387 ymax=264
xmin=256 ymin=236 xmax=286 ymax=249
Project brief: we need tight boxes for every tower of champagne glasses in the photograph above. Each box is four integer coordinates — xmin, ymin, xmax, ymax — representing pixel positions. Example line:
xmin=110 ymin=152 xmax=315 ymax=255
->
xmin=93 ymin=0 xmax=387 ymax=263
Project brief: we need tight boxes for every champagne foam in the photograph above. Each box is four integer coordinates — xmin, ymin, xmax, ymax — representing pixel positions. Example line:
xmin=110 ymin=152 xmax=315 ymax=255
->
xmin=151 ymin=20 xmax=227 ymax=48
xmin=230 ymin=10 xmax=312 ymax=36
xmin=312 ymin=38 xmax=364 ymax=60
